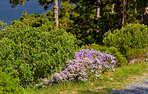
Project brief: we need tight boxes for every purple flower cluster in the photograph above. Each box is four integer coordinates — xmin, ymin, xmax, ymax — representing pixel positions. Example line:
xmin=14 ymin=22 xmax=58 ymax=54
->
xmin=35 ymin=49 xmax=116 ymax=87
xmin=74 ymin=49 xmax=116 ymax=72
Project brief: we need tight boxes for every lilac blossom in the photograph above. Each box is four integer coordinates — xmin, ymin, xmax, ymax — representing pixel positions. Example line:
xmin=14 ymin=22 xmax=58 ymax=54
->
xmin=36 ymin=49 xmax=116 ymax=87
xmin=130 ymin=59 xmax=135 ymax=64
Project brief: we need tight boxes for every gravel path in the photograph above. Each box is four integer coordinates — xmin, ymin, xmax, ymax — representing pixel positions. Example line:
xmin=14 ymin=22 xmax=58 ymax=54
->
xmin=111 ymin=71 xmax=148 ymax=94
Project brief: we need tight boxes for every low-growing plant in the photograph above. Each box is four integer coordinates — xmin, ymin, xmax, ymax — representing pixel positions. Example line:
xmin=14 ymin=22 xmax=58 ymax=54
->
xmin=82 ymin=43 xmax=127 ymax=67
xmin=103 ymin=23 xmax=148 ymax=56
xmin=35 ymin=49 xmax=116 ymax=87
xmin=0 ymin=67 xmax=24 ymax=94
xmin=0 ymin=21 xmax=78 ymax=87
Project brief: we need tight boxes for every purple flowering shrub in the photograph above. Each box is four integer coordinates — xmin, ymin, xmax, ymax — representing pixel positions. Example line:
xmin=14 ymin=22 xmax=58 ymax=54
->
xmin=35 ymin=49 xmax=116 ymax=87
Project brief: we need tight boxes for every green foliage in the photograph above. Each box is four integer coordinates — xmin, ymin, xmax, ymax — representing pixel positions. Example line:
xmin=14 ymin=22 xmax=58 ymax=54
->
xmin=103 ymin=23 xmax=148 ymax=57
xmin=99 ymin=4 xmax=122 ymax=32
xmin=0 ymin=67 xmax=24 ymax=94
xmin=83 ymin=43 xmax=127 ymax=67
xmin=0 ymin=21 xmax=78 ymax=87
xmin=61 ymin=0 xmax=144 ymax=46
xmin=126 ymin=48 xmax=148 ymax=61
xmin=9 ymin=0 xmax=148 ymax=46
xmin=0 ymin=21 xmax=7 ymax=29
xmin=12 ymin=11 xmax=49 ymax=27
xmin=59 ymin=1 xmax=75 ymax=31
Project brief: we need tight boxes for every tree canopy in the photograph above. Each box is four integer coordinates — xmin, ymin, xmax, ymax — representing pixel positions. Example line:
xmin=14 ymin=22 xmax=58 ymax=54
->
xmin=9 ymin=0 xmax=148 ymax=45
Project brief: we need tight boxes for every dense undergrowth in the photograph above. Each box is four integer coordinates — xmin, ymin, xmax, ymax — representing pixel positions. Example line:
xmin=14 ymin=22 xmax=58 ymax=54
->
xmin=103 ymin=23 xmax=148 ymax=57
xmin=0 ymin=20 xmax=148 ymax=94
xmin=0 ymin=67 xmax=24 ymax=94
xmin=0 ymin=21 xmax=78 ymax=87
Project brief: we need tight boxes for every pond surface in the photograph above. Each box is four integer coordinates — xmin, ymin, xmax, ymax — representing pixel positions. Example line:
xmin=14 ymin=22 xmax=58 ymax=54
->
xmin=0 ymin=0 xmax=52 ymax=25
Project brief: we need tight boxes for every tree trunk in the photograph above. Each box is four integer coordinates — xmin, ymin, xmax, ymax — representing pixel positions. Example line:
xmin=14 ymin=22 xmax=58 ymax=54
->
xmin=96 ymin=0 xmax=100 ymax=22
xmin=111 ymin=4 xmax=115 ymax=14
xmin=122 ymin=0 xmax=126 ymax=28
xmin=143 ymin=7 xmax=148 ymax=26
xmin=144 ymin=6 xmax=148 ymax=15
xmin=53 ymin=0 xmax=59 ymax=27
xmin=134 ymin=0 xmax=137 ymax=14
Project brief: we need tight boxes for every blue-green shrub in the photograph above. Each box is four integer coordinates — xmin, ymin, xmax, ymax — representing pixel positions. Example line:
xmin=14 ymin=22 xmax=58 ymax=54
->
xmin=0 ymin=67 xmax=24 ymax=94
xmin=0 ymin=21 xmax=78 ymax=86
xmin=103 ymin=24 xmax=148 ymax=56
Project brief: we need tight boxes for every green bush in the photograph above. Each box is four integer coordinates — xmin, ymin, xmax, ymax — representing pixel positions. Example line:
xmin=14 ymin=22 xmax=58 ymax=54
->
xmin=0 ymin=21 xmax=78 ymax=87
xmin=12 ymin=11 xmax=49 ymax=27
xmin=82 ymin=43 xmax=127 ymax=67
xmin=0 ymin=67 xmax=24 ymax=94
xmin=103 ymin=23 xmax=148 ymax=56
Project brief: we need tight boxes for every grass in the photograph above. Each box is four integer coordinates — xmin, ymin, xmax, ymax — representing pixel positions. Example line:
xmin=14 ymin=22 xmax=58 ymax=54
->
xmin=24 ymin=62 xmax=148 ymax=94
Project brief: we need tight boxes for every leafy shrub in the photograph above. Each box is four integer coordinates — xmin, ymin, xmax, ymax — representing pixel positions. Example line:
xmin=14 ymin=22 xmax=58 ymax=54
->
xmin=126 ymin=48 xmax=148 ymax=62
xmin=0 ymin=67 xmax=24 ymax=94
xmin=103 ymin=23 xmax=148 ymax=56
xmin=35 ymin=49 xmax=116 ymax=87
xmin=82 ymin=43 xmax=127 ymax=67
xmin=0 ymin=21 xmax=7 ymax=29
xmin=0 ymin=21 xmax=78 ymax=86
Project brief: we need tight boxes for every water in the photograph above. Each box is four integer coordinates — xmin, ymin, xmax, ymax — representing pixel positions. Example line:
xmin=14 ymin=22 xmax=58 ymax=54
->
xmin=0 ymin=0 xmax=52 ymax=25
